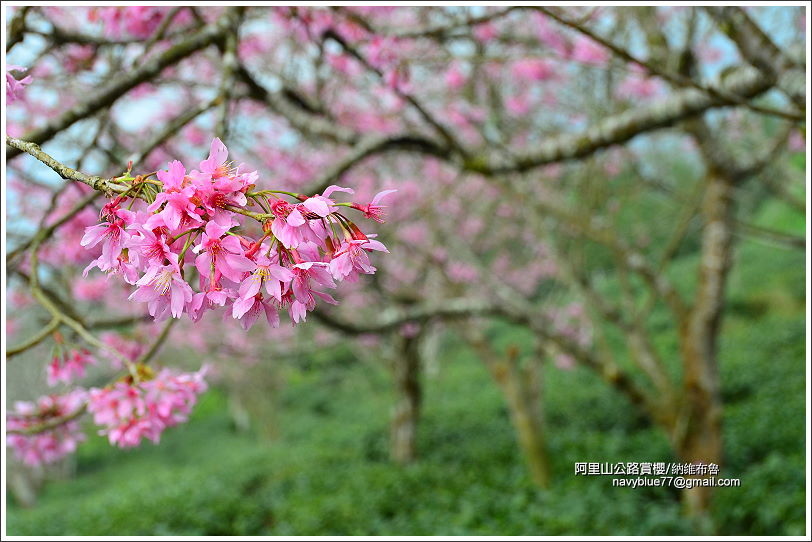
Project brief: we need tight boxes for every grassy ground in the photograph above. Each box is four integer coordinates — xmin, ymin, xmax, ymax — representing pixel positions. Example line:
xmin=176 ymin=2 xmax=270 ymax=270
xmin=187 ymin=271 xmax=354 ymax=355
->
xmin=5 ymin=199 xmax=806 ymax=536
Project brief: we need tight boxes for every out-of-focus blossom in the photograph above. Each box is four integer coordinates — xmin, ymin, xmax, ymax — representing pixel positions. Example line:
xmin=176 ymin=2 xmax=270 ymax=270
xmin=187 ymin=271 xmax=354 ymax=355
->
xmin=570 ymin=36 xmax=610 ymax=66
xmin=7 ymin=390 xmax=88 ymax=466
xmin=87 ymin=366 xmax=209 ymax=448
xmin=511 ymin=58 xmax=556 ymax=81
xmin=90 ymin=6 xmax=167 ymax=38
xmin=788 ymin=130 xmax=806 ymax=152
xmin=6 ymin=65 xmax=32 ymax=103
xmin=47 ymin=349 xmax=97 ymax=387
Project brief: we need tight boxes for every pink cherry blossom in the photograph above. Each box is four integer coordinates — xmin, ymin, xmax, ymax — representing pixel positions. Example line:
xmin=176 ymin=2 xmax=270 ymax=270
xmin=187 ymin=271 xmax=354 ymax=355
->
xmin=125 ymin=223 xmax=174 ymax=266
xmin=511 ymin=58 xmax=556 ymax=81
xmin=129 ymin=261 xmax=194 ymax=319
xmin=91 ymin=6 xmax=168 ymax=39
xmin=270 ymin=199 xmax=308 ymax=249
xmin=193 ymin=221 xmax=256 ymax=283
xmin=48 ymin=349 xmax=97 ymax=387
xmin=77 ymin=136 xmax=393 ymax=328
xmin=87 ymin=367 xmax=209 ymax=448
xmin=445 ymin=63 xmax=467 ymax=89
xmin=7 ymin=390 xmax=87 ymax=466
xmin=6 ymin=65 xmax=32 ymax=103
xmin=148 ymin=160 xmax=203 ymax=231
xmin=351 ymin=189 xmax=397 ymax=223
xmin=80 ymin=208 xmax=135 ymax=270
xmin=238 ymin=253 xmax=293 ymax=303
xmin=232 ymin=293 xmax=280 ymax=330
xmin=570 ymin=35 xmax=610 ymax=66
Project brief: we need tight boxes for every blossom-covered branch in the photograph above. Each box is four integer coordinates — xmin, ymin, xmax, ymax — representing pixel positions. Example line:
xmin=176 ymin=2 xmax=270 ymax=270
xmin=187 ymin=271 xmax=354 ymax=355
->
xmin=9 ymin=135 xmax=395 ymax=328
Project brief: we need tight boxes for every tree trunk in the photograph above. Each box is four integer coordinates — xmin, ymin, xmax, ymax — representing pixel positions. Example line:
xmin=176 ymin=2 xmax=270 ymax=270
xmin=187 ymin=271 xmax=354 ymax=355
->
xmin=228 ymin=389 xmax=252 ymax=433
xmin=390 ymin=334 xmax=422 ymax=464
xmin=7 ymin=461 xmax=43 ymax=508
xmin=468 ymin=331 xmax=552 ymax=489
xmin=675 ymin=171 xmax=734 ymax=529
xmin=495 ymin=347 xmax=551 ymax=489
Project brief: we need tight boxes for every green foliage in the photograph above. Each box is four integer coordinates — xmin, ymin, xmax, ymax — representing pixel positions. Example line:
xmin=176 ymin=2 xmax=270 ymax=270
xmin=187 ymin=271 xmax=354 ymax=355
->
xmin=7 ymin=361 xmax=695 ymax=536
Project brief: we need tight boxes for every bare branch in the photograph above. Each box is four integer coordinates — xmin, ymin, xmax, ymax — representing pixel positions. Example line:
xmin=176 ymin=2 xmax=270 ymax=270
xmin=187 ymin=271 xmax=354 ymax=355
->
xmin=323 ymin=27 xmax=469 ymax=157
xmin=705 ymin=6 xmax=805 ymax=108
xmin=237 ymin=64 xmax=358 ymax=145
xmin=134 ymin=319 xmax=177 ymax=366
xmin=6 ymin=137 xmax=129 ymax=193
xmin=6 ymin=6 xmax=31 ymax=52
xmin=6 ymin=190 xmax=100 ymax=267
xmin=127 ymin=97 xmax=222 ymax=166
xmin=313 ymin=298 xmax=497 ymax=335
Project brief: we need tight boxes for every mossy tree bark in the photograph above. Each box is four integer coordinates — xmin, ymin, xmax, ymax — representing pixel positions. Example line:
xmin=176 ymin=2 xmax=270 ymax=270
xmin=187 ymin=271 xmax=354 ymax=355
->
xmin=390 ymin=333 xmax=423 ymax=464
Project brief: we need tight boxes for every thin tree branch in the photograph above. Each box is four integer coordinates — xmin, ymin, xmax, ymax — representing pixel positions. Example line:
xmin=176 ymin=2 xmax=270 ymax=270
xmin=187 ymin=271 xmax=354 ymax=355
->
xmin=305 ymin=134 xmax=447 ymax=195
xmin=236 ymin=63 xmax=358 ymax=145
xmin=6 ymin=136 xmax=130 ymax=193
xmin=6 ymin=405 xmax=88 ymax=436
xmin=6 ymin=318 xmax=61 ymax=359
xmin=134 ymin=318 xmax=177 ymax=365
xmin=471 ymin=65 xmax=780 ymax=175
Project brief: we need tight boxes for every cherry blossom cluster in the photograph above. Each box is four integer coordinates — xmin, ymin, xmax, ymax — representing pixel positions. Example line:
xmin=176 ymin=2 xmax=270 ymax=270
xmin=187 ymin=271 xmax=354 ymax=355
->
xmin=6 ymin=390 xmax=87 ymax=466
xmin=7 ymin=365 xmax=210 ymax=463
xmin=47 ymin=348 xmax=97 ymax=387
xmin=82 ymin=138 xmax=394 ymax=329
xmin=87 ymin=366 xmax=209 ymax=448
xmin=88 ymin=7 xmax=173 ymax=39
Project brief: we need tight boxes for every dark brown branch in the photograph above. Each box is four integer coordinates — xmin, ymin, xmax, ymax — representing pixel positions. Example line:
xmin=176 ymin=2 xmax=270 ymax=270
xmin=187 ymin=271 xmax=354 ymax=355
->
xmin=313 ymin=298 xmax=497 ymax=335
xmin=323 ymin=28 xmax=468 ymax=157
xmin=315 ymin=298 xmax=655 ymax=418
xmin=11 ymin=269 xmax=85 ymax=325
xmin=305 ymin=134 xmax=448 ymax=195
xmin=87 ymin=314 xmax=152 ymax=330
xmin=349 ymin=6 xmax=519 ymax=41
xmin=7 ymin=190 xmax=101 ymax=267
xmin=735 ymin=222 xmax=806 ymax=250
xmin=6 ymin=6 xmax=31 ymax=52
xmin=237 ymin=64 xmax=358 ymax=145
xmin=127 ymin=97 xmax=222 ymax=166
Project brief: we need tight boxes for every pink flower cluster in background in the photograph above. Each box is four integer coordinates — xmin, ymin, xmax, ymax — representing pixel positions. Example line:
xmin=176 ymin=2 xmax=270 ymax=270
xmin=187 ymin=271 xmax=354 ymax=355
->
xmin=82 ymin=138 xmax=394 ymax=329
xmin=6 ymin=390 xmax=88 ymax=466
xmin=47 ymin=348 xmax=97 ymax=387
xmin=89 ymin=7 xmax=169 ymax=39
xmin=87 ymin=367 xmax=209 ymax=448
